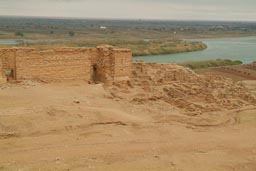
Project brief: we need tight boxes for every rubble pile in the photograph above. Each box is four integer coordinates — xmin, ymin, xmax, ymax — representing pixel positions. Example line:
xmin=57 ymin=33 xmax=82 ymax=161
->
xmin=110 ymin=62 xmax=256 ymax=115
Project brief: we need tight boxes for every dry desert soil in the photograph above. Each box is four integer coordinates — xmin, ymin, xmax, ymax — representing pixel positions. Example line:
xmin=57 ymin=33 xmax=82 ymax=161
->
xmin=0 ymin=63 xmax=256 ymax=171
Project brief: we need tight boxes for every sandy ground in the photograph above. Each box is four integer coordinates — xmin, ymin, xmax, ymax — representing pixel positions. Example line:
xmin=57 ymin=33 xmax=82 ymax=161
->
xmin=0 ymin=79 xmax=256 ymax=171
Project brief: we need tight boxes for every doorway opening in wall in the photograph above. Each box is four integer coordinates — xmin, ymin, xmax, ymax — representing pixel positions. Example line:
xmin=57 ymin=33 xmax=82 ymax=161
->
xmin=5 ymin=69 xmax=14 ymax=82
xmin=92 ymin=64 xmax=100 ymax=84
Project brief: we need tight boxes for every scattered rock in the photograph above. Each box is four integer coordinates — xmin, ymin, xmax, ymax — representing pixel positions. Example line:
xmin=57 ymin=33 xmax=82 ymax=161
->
xmin=90 ymin=121 xmax=127 ymax=126
xmin=0 ymin=132 xmax=18 ymax=139
xmin=73 ymin=100 xmax=80 ymax=104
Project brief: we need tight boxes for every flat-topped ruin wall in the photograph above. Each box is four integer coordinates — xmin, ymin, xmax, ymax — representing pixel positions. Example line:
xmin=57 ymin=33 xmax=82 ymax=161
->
xmin=0 ymin=45 xmax=132 ymax=85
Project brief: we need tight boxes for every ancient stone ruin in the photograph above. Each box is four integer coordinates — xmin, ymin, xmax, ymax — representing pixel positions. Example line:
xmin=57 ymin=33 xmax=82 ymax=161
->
xmin=0 ymin=45 xmax=132 ymax=85
xmin=109 ymin=61 xmax=256 ymax=115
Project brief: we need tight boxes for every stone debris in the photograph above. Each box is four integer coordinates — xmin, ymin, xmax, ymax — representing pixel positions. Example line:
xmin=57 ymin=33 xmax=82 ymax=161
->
xmin=73 ymin=100 xmax=80 ymax=104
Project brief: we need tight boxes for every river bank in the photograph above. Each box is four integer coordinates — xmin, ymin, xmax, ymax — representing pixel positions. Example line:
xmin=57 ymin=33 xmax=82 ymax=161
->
xmin=134 ymin=36 xmax=256 ymax=64
xmin=178 ymin=59 xmax=243 ymax=70
xmin=0 ymin=38 xmax=207 ymax=57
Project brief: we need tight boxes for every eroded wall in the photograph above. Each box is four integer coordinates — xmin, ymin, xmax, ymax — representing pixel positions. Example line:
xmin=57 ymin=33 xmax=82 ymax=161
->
xmin=94 ymin=46 xmax=115 ymax=84
xmin=112 ymin=48 xmax=132 ymax=82
xmin=0 ymin=49 xmax=16 ymax=80
xmin=15 ymin=48 xmax=92 ymax=82
xmin=0 ymin=54 xmax=3 ymax=79
xmin=0 ymin=46 xmax=132 ymax=84
xmin=0 ymin=54 xmax=4 ymax=83
xmin=92 ymin=46 xmax=132 ymax=84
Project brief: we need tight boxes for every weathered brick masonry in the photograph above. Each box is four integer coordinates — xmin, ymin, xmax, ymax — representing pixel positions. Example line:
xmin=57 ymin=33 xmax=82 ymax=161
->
xmin=0 ymin=45 xmax=132 ymax=84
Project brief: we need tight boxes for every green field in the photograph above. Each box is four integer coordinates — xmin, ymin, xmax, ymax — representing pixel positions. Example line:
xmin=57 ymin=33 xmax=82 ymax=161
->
xmin=179 ymin=59 xmax=243 ymax=69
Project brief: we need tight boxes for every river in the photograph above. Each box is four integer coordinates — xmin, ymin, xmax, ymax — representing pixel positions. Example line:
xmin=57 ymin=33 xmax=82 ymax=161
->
xmin=133 ymin=37 xmax=256 ymax=64
xmin=0 ymin=40 xmax=23 ymax=45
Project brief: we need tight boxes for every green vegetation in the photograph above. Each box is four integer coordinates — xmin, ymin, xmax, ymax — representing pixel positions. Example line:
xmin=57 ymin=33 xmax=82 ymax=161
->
xmin=179 ymin=59 xmax=243 ymax=70
xmin=22 ymin=39 xmax=207 ymax=56
xmin=119 ymin=40 xmax=207 ymax=56
xmin=15 ymin=31 xmax=24 ymax=37
xmin=68 ymin=31 xmax=75 ymax=37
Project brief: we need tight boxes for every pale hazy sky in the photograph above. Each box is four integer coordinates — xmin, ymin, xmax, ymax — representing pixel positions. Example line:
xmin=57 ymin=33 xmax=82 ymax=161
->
xmin=0 ymin=0 xmax=255 ymax=21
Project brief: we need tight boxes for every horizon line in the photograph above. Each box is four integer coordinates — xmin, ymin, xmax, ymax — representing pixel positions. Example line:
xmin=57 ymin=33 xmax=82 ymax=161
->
xmin=0 ymin=15 xmax=256 ymax=23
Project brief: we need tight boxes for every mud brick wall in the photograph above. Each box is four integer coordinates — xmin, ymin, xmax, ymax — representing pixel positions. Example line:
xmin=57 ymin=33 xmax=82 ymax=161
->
xmin=0 ymin=55 xmax=3 ymax=79
xmin=0 ymin=46 xmax=132 ymax=84
xmin=0 ymin=53 xmax=2 ymax=77
xmin=92 ymin=46 xmax=132 ymax=84
xmin=15 ymin=48 xmax=92 ymax=82
xmin=95 ymin=46 xmax=115 ymax=84
xmin=112 ymin=49 xmax=132 ymax=82
xmin=0 ymin=49 xmax=16 ymax=79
